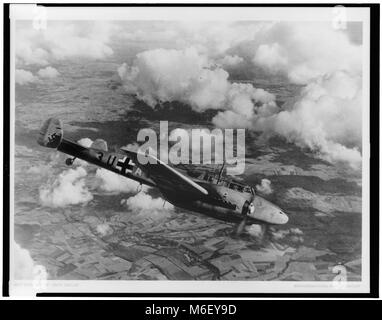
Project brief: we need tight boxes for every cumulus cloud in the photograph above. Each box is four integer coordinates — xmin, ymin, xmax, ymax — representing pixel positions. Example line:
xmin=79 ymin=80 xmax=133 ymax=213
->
xmin=95 ymin=168 xmax=140 ymax=194
xmin=271 ymin=227 xmax=304 ymax=244
xmin=117 ymin=21 xmax=360 ymax=85
xmin=118 ymin=47 xmax=223 ymax=110
xmin=289 ymin=227 xmax=304 ymax=244
xmin=246 ymin=224 xmax=263 ymax=238
xmin=121 ymin=191 xmax=174 ymax=217
xmin=250 ymin=22 xmax=361 ymax=84
xmin=271 ymin=229 xmax=290 ymax=241
xmin=174 ymin=21 xmax=268 ymax=57
xmin=253 ymin=43 xmax=288 ymax=74
xmin=119 ymin=47 xmax=277 ymax=126
xmin=116 ymin=21 xmax=260 ymax=57
xmin=122 ymin=142 xmax=140 ymax=152
xmin=126 ymin=22 xmax=361 ymax=168
xmin=244 ymin=23 xmax=363 ymax=168
xmin=16 ymin=67 xmax=59 ymax=86
xmin=13 ymin=241 xmax=48 ymax=281
xmin=243 ymin=22 xmax=362 ymax=168
xmin=119 ymin=26 xmax=179 ymax=43
xmin=216 ymin=54 xmax=244 ymax=67
xmin=37 ymin=66 xmax=59 ymax=78
xmin=96 ymin=223 xmax=113 ymax=237
xmin=39 ymin=167 xmax=93 ymax=207
xmin=16 ymin=69 xmax=38 ymax=85
xmin=212 ymin=111 xmax=251 ymax=129
xmin=256 ymin=71 xmax=362 ymax=168
xmin=290 ymin=228 xmax=303 ymax=236
xmin=16 ymin=21 xmax=114 ymax=66
xmin=77 ymin=137 xmax=93 ymax=148
xmin=256 ymin=179 xmax=273 ymax=195
xmin=212 ymin=84 xmax=278 ymax=128
xmin=127 ymin=22 xmax=362 ymax=168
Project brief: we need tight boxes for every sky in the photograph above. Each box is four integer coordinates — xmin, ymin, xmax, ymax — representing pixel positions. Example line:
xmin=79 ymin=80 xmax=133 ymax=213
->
xmin=15 ymin=20 xmax=364 ymax=168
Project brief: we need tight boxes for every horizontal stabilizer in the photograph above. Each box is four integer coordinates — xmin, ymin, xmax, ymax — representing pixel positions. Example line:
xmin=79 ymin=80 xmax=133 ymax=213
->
xmin=37 ymin=118 xmax=63 ymax=148
xmin=90 ymin=139 xmax=108 ymax=152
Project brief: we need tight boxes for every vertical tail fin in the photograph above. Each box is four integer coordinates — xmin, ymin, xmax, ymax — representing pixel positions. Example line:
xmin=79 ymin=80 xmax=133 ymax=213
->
xmin=37 ymin=118 xmax=63 ymax=148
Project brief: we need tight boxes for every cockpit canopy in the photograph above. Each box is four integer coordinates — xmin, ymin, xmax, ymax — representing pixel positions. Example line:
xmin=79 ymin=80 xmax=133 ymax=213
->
xmin=200 ymin=172 xmax=255 ymax=195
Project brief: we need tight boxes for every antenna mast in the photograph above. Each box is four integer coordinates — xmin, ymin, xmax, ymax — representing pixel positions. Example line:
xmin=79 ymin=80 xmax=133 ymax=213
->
xmin=217 ymin=161 xmax=226 ymax=184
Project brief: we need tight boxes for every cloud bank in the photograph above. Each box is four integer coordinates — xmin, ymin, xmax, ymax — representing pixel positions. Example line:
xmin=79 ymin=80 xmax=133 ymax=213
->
xmin=118 ymin=47 xmax=277 ymax=124
xmin=250 ymin=22 xmax=361 ymax=84
xmin=16 ymin=21 xmax=114 ymax=66
xmin=13 ymin=241 xmax=48 ymax=281
xmin=256 ymin=71 xmax=362 ymax=167
xmin=118 ymin=21 xmax=363 ymax=168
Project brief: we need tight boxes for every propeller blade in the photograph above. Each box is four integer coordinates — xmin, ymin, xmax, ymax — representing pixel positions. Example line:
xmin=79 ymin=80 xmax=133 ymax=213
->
xmin=235 ymin=216 xmax=248 ymax=235
xmin=261 ymin=224 xmax=268 ymax=241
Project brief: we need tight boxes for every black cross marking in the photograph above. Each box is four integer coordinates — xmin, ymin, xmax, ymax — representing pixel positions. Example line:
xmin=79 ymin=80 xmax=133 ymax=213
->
xmin=117 ymin=156 xmax=134 ymax=174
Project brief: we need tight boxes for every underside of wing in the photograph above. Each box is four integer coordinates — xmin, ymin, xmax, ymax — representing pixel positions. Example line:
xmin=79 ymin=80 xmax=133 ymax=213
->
xmin=120 ymin=148 xmax=208 ymax=196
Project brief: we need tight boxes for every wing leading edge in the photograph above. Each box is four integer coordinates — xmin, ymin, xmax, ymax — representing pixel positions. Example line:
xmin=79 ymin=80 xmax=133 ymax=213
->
xmin=120 ymin=148 xmax=209 ymax=196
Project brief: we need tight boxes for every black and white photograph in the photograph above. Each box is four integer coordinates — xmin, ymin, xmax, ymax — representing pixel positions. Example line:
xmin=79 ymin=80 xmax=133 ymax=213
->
xmin=5 ymin=3 xmax=375 ymax=296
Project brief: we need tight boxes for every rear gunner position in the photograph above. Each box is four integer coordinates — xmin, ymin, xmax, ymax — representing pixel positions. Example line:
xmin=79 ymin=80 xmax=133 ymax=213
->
xmin=38 ymin=118 xmax=288 ymax=235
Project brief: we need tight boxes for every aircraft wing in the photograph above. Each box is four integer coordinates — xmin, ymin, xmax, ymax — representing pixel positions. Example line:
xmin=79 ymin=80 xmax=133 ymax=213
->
xmin=121 ymin=148 xmax=208 ymax=196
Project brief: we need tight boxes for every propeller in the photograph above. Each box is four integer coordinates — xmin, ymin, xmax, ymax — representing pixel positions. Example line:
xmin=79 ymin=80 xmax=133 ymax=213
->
xmin=261 ymin=224 xmax=269 ymax=241
xmin=235 ymin=215 xmax=248 ymax=235
xmin=233 ymin=196 xmax=255 ymax=236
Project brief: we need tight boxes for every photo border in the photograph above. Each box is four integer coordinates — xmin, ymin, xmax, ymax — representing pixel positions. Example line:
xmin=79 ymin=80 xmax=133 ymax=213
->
xmin=2 ymin=2 xmax=379 ymax=298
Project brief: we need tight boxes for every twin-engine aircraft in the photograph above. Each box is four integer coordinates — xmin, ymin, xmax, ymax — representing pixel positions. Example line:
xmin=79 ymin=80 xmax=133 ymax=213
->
xmin=37 ymin=118 xmax=288 ymax=235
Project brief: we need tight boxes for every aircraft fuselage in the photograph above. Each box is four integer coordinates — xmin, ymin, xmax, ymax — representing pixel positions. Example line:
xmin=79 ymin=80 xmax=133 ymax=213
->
xmin=38 ymin=116 xmax=288 ymax=227
xmin=160 ymin=181 xmax=288 ymax=225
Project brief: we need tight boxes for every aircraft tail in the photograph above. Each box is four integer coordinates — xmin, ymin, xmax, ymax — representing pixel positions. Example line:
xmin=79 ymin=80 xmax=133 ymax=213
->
xmin=37 ymin=118 xmax=63 ymax=148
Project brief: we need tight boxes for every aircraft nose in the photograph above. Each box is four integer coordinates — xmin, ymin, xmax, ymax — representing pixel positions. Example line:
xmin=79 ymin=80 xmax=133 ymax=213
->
xmin=280 ymin=211 xmax=289 ymax=224
xmin=249 ymin=197 xmax=289 ymax=225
